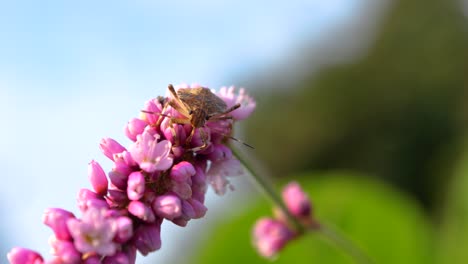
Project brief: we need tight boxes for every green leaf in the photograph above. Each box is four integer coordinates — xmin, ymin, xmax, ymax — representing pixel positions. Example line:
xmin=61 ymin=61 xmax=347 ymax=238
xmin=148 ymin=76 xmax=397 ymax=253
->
xmin=193 ymin=172 xmax=434 ymax=264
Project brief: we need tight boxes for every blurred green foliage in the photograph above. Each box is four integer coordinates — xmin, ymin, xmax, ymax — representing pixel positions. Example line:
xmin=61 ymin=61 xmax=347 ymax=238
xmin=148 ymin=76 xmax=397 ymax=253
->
xmin=436 ymin=140 xmax=468 ymax=263
xmin=244 ymin=0 xmax=468 ymax=210
xmin=194 ymin=173 xmax=434 ymax=264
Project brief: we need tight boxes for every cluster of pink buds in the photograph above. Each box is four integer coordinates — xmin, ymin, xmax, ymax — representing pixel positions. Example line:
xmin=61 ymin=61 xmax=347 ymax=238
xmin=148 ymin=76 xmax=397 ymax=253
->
xmin=7 ymin=84 xmax=255 ymax=264
xmin=253 ymin=182 xmax=316 ymax=258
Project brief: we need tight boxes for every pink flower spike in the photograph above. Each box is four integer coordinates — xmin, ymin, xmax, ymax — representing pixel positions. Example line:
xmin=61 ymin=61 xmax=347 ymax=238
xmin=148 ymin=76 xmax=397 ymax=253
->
xmin=128 ymin=200 xmax=156 ymax=223
xmin=282 ymin=181 xmax=312 ymax=219
xmin=127 ymin=171 xmax=146 ymax=201
xmin=67 ymin=207 xmax=118 ymax=256
xmin=130 ymin=131 xmax=173 ymax=173
xmin=7 ymin=247 xmax=44 ymax=264
xmin=88 ymin=160 xmax=109 ymax=195
xmin=152 ymin=194 xmax=182 ymax=220
xmin=125 ymin=118 xmax=147 ymax=141
xmin=133 ymin=223 xmax=162 ymax=256
xmin=253 ymin=218 xmax=294 ymax=259
xmin=43 ymin=208 xmax=75 ymax=240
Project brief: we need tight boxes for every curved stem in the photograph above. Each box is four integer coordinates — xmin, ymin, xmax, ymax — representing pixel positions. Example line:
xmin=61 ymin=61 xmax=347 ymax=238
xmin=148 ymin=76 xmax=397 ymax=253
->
xmin=231 ymin=146 xmax=374 ymax=264
xmin=316 ymin=224 xmax=375 ymax=264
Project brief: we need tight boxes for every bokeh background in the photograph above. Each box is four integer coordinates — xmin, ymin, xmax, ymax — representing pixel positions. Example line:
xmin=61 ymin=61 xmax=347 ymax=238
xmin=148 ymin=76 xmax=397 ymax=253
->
xmin=1 ymin=0 xmax=468 ymax=263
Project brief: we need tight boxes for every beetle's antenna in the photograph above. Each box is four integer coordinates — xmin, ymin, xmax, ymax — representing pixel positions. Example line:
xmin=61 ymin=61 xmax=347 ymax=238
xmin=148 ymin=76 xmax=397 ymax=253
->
xmin=226 ymin=135 xmax=255 ymax=149
xmin=209 ymin=127 xmax=254 ymax=149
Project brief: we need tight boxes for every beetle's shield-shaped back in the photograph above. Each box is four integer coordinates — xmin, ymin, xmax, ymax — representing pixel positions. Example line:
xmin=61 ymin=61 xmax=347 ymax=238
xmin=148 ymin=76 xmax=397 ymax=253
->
xmin=177 ymin=87 xmax=227 ymax=115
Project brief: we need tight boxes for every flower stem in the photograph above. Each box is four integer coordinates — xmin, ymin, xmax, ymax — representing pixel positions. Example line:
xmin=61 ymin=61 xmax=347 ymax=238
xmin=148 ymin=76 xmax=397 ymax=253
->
xmin=231 ymin=146 xmax=375 ymax=264
xmin=316 ymin=224 xmax=375 ymax=264
xmin=231 ymin=146 xmax=304 ymax=234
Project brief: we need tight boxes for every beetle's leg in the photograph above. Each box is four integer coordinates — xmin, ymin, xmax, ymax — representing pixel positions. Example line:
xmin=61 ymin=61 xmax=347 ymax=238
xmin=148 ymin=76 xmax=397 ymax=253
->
xmin=168 ymin=84 xmax=191 ymax=116
xmin=188 ymin=128 xmax=209 ymax=152
xmin=208 ymin=103 xmax=241 ymax=120
xmin=169 ymin=100 xmax=190 ymax=117
xmin=169 ymin=117 xmax=191 ymax=147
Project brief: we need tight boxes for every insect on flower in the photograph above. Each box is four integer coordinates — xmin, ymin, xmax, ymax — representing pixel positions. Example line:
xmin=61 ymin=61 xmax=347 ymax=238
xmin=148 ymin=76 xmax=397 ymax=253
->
xmin=143 ymin=84 xmax=253 ymax=152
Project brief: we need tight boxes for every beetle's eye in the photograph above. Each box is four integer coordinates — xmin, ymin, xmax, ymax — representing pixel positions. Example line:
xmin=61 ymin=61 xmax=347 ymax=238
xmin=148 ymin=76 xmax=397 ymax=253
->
xmin=205 ymin=115 xmax=211 ymax=120
xmin=189 ymin=110 xmax=193 ymax=115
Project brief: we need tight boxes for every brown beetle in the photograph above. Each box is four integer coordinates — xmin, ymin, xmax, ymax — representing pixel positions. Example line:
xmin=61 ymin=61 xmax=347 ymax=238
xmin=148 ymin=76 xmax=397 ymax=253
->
xmin=144 ymin=84 xmax=251 ymax=152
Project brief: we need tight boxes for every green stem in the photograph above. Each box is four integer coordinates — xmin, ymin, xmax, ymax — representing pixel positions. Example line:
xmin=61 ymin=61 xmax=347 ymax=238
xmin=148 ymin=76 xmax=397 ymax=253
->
xmin=316 ymin=224 xmax=375 ymax=264
xmin=231 ymin=146 xmax=374 ymax=264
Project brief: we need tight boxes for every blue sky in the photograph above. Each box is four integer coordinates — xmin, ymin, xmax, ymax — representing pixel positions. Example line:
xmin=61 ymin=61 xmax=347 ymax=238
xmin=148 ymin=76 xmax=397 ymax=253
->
xmin=0 ymin=1 xmax=361 ymax=262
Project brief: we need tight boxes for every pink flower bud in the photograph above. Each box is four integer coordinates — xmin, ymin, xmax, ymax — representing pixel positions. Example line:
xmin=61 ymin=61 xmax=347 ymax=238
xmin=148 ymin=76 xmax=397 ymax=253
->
xmin=7 ymin=247 xmax=43 ymax=264
xmin=107 ymin=189 xmax=129 ymax=207
xmin=142 ymin=98 xmax=163 ymax=125
xmin=128 ymin=200 xmax=155 ymax=223
xmin=108 ymin=171 xmax=128 ymax=190
xmin=187 ymin=198 xmax=207 ymax=219
xmin=114 ymin=216 xmax=133 ymax=243
xmin=99 ymin=138 xmax=126 ymax=161
xmin=133 ymin=223 xmax=162 ymax=256
xmin=152 ymin=195 xmax=182 ymax=220
xmin=181 ymin=200 xmax=196 ymax=219
xmin=170 ymin=161 xmax=195 ymax=183
xmin=191 ymin=166 xmax=207 ymax=203
xmin=125 ymin=118 xmax=147 ymax=141
xmin=206 ymin=144 xmax=232 ymax=162
xmin=103 ymin=252 xmax=130 ymax=264
xmin=282 ymin=181 xmax=312 ymax=219
xmin=127 ymin=171 xmax=145 ymax=201
xmin=253 ymin=218 xmax=294 ymax=258
xmin=49 ymin=236 xmax=81 ymax=264
xmin=43 ymin=208 xmax=75 ymax=240
xmin=88 ymin=160 xmax=108 ymax=195
xmin=77 ymin=188 xmax=107 ymax=212
xmin=113 ymin=152 xmax=133 ymax=176
xmin=83 ymin=256 xmax=101 ymax=264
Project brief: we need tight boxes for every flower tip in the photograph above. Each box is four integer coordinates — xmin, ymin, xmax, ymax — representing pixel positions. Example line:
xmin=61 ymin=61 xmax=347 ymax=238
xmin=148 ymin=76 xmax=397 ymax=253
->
xmin=7 ymin=247 xmax=43 ymax=264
